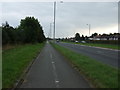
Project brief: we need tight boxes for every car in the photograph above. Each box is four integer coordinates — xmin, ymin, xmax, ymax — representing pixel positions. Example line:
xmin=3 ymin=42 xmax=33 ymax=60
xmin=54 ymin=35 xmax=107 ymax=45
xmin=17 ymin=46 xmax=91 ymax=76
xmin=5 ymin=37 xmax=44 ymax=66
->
xmin=75 ymin=40 xmax=79 ymax=43
xmin=56 ymin=40 xmax=59 ymax=43
xmin=81 ymin=41 xmax=86 ymax=43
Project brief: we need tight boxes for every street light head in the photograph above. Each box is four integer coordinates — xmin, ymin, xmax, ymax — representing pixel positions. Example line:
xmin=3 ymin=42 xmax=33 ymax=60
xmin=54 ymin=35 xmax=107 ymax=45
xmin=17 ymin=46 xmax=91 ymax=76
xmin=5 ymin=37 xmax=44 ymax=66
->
xmin=60 ymin=1 xmax=63 ymax=3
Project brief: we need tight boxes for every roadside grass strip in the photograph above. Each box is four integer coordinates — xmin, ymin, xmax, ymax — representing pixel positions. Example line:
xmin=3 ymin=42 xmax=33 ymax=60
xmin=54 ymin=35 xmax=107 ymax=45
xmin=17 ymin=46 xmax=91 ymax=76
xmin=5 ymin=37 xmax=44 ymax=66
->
xmin=63 ymin=41 xmax=119 ymax=50
xmin=3 ymin=43 xmax=45 ymax=88
xmin=79 ymin=43 xmax=119 ymax=50
xmin=51 ymin=43 xmax=119 ymax=88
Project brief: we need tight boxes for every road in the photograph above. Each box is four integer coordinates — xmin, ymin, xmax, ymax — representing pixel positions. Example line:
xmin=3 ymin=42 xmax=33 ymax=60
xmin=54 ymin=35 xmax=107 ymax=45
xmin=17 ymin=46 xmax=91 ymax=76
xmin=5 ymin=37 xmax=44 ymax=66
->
xmin=20 ymin=41 xmax=91 ymax=88
xmin=56 ymin=42 xmax=119 ymax=68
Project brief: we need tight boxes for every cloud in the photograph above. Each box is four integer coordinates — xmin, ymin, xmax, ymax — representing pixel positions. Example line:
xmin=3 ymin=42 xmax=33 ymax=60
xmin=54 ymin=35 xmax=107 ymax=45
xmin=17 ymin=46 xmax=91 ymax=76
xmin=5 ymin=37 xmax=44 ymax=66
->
xmin=1 ymin=2 xmax=118 ymax=38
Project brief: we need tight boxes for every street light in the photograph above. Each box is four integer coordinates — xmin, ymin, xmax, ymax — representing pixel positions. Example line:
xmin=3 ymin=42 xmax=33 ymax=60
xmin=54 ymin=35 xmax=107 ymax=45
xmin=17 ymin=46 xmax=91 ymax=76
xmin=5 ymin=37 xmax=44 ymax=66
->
xmin=86 ymin=24 xmax=91 ymax=36
xmin=53 ymin=1 xmax=56 ymax=42
xmin=87 ymin=24 xmax=91 ymax=43
xmin=49 ymin=23 xmax=52 ymax=39
xmin=53 ymin=1 xmax=63 ymax=42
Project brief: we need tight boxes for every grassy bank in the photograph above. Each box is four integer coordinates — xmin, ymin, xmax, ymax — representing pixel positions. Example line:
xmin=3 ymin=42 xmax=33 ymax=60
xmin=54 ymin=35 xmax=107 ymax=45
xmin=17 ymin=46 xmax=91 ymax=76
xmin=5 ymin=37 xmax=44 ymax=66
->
xmin=0 ymin=51 xmax=2 ymax=89
xmin=79 ymin=43 xmax=119 ymax=50
xmin=51 ymin=43 xmax=118 ymax=88
xmin=3 ymin=43 xmax=45 ymax=88
xmin=62 ymin=41 xmax=119 ymax=50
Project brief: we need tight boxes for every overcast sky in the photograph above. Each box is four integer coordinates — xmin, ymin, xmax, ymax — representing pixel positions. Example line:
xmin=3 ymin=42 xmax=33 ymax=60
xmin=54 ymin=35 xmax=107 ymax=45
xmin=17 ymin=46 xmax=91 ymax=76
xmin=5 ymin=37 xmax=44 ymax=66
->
xmin=0 ymin=0 xmax=119 ymax=38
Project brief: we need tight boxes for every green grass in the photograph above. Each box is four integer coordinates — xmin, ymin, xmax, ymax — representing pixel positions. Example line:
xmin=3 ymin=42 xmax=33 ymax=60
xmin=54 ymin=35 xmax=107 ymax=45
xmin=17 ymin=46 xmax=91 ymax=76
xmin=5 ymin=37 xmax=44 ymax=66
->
xmin=2 ymin=43 xmax=45 ymax=88
xmin=0 ymin=50 xmax=2 ymax=89
xmin=51 ymin=43 xmax=119 ymax=88
xmin=63 ymin=41 xmax=119 ymax=50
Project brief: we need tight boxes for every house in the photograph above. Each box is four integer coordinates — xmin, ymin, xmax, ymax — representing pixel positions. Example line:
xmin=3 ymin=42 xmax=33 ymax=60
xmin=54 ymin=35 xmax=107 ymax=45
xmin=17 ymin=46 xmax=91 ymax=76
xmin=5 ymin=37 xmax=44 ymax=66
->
xmin=92 ymin=34 xmax=120 ymax=40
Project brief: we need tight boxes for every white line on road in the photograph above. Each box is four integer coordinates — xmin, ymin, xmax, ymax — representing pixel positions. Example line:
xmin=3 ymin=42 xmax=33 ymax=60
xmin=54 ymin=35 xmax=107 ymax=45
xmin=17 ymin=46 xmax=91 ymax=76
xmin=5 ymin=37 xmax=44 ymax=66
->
xmin=36 ymin=54 xmax=40 ymax=60
xmin=97 ymin=51 xmax=103 ymax=54
xmin=55 ymin=80 xmax=59 ymax=83
xmin=50 ymin=53 xmax=53 ymax=59
xmin=46 ymin=40 xmax=49 ymax=44
xmin=79 ymin=44 xmax=120 ymax=52
xmin=55 ymin=80 xmax=60 ymax=88
xmin=52 ymin=61 xmax=55 ymax=64
xmin=51 ymin=60 xmax=60 ymax=88
xmin=49 ymin=52 xmax=60 ymax=88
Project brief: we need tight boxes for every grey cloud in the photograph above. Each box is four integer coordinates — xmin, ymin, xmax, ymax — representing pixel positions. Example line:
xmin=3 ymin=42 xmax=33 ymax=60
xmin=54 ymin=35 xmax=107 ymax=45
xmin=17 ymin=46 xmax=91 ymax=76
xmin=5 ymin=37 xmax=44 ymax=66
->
xmin=1 ymin=2 xmax=118 ymax=38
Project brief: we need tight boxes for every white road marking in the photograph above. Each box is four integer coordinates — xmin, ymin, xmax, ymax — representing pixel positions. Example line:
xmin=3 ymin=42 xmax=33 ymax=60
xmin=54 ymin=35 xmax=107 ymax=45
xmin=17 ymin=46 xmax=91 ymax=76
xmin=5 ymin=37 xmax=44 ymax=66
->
xmin=73 ymin=43 xmax=120 ymax=52
xmin=52 ymin=63 xmax=56 ymax=70
xmin=51 ymin=60 xmax=60 ymax=88
xmin=55 ymin=80 xmax=59 ymax=83
xmin=50 ymin=54 xmax=53 ymax=59
xmin=49 ymin=51 xmax=60 ymax=88
xmin=52 ymin=61 xmax=55 ymax=64
xmin=46 ymin=41 xmax=49 ymax=43
xmin=97 ymin=51 xmax=103 ymax=54
xmin=36 ymin=54 xmax=40 ymax=60
xmin=80 ymin=44 xmax=119 ymax=52
xmin=55 ymin=80 xmax=60 ymax=88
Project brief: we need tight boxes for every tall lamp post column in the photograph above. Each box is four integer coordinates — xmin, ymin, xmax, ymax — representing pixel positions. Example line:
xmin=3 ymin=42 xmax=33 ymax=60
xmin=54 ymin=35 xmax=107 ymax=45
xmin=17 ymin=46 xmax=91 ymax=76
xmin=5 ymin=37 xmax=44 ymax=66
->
xmin=53 ymin=1 xmax=63 ymax=42
xmin=87 ymin=24 xmax=91 ymax=43
xmin=87 ymin=24 xmax=91 ymax=36
xmin=53 ymin=1 xmax=56 ymax=42
xmin=49 ymin=23 xmax=52 ymax=39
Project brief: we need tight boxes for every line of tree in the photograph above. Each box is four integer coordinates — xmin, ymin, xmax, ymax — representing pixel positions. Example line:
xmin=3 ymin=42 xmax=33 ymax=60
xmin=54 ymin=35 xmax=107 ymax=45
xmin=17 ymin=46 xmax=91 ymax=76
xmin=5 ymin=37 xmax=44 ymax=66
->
xmin=75 ymin=32 xmax=120 ymax=41
xmin=90 ymin=32 xmax=120 ymax=38
xmin=75 ymin=33 xmax=87 ymax=41
xmin=2 ymin=17 xmax=46 ymax=45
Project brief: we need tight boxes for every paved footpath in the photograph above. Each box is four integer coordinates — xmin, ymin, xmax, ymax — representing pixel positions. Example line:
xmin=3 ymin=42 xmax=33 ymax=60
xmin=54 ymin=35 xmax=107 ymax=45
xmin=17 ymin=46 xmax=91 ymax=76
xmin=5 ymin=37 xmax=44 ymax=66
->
xmin=20 ymin=41 xmax=91 ymax=88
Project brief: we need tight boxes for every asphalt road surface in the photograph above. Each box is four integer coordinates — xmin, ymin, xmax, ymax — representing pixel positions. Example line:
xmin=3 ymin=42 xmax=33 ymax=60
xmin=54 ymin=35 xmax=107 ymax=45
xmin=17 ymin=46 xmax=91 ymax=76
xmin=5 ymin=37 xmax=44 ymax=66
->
xmin=20 ymin=41 xmax=91 ymax=88
xmin=56 ymin=42 xmax=119 ymax=68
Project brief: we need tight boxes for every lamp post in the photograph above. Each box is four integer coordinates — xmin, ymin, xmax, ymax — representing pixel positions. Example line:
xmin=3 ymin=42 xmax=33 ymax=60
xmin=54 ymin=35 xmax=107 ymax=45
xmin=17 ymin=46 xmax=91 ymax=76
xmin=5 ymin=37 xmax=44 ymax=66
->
xmin=87 ymin=24 xmax=91 ymax=43
xmin=86 ymin=24 xmax=91 ymax=36
xmin=53 ymin=1 xmax=63 ymax=42
xmin=49 ymin=23 xmax=52 ymax=39
xmin=53 ymin=1 xmax=56 ymax=42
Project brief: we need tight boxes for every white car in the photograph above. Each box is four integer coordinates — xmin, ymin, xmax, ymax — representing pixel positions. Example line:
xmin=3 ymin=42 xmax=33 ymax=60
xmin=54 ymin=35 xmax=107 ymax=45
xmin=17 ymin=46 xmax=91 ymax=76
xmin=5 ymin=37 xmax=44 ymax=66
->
xmin=75 ymin=41 xmax=79 ymax=43
xmin=81 ymin=41 xmax=86 ymax=43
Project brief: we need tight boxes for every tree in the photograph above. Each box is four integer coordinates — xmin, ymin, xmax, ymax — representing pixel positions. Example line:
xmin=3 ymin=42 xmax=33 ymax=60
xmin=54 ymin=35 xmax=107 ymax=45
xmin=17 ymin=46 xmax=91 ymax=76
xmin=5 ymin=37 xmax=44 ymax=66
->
xmin=85 ymin=36 xmax=88 ymax=40
xmin=2 ymin=22 xmax=16 ymax=44
xmin=2 ymin=17 xmax=46 ymax=45
xmin=14 ymin=27 xmax=25 ymax=44
xmin=91 ymin=32 xmax=98 ymax=38
xmin=81 ymin=35 xmax=85 ymax=40
xmin=19 ymin=17 xmax=46 ymax=43
xmin=2 ymin=28 xmax=9 ymax=45
xmin=75 ymin=33 xmax=80 ymax=41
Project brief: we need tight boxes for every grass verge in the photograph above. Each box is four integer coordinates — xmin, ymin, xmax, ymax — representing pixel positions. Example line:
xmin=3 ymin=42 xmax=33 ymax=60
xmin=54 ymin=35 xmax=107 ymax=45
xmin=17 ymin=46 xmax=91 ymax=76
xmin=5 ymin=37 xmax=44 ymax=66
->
xmin=3 ymin=43 xmax=45 ymax=88
xmin=51 ymin=42 xmax=119 ymax=88
xmin=62 ymin=41 xmax=119 ymax=50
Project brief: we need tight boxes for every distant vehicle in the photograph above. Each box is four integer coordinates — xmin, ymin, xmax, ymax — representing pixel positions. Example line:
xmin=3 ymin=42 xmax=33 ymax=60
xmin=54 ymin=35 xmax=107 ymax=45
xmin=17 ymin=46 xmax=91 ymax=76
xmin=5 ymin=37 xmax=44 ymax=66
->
xmin=75 ymin=40 xmax=79 ymax=43
xmin=81 ymin=41 xmax=86 ymax=43
xmin=56 ymin=40 xmax=59 ymax=43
